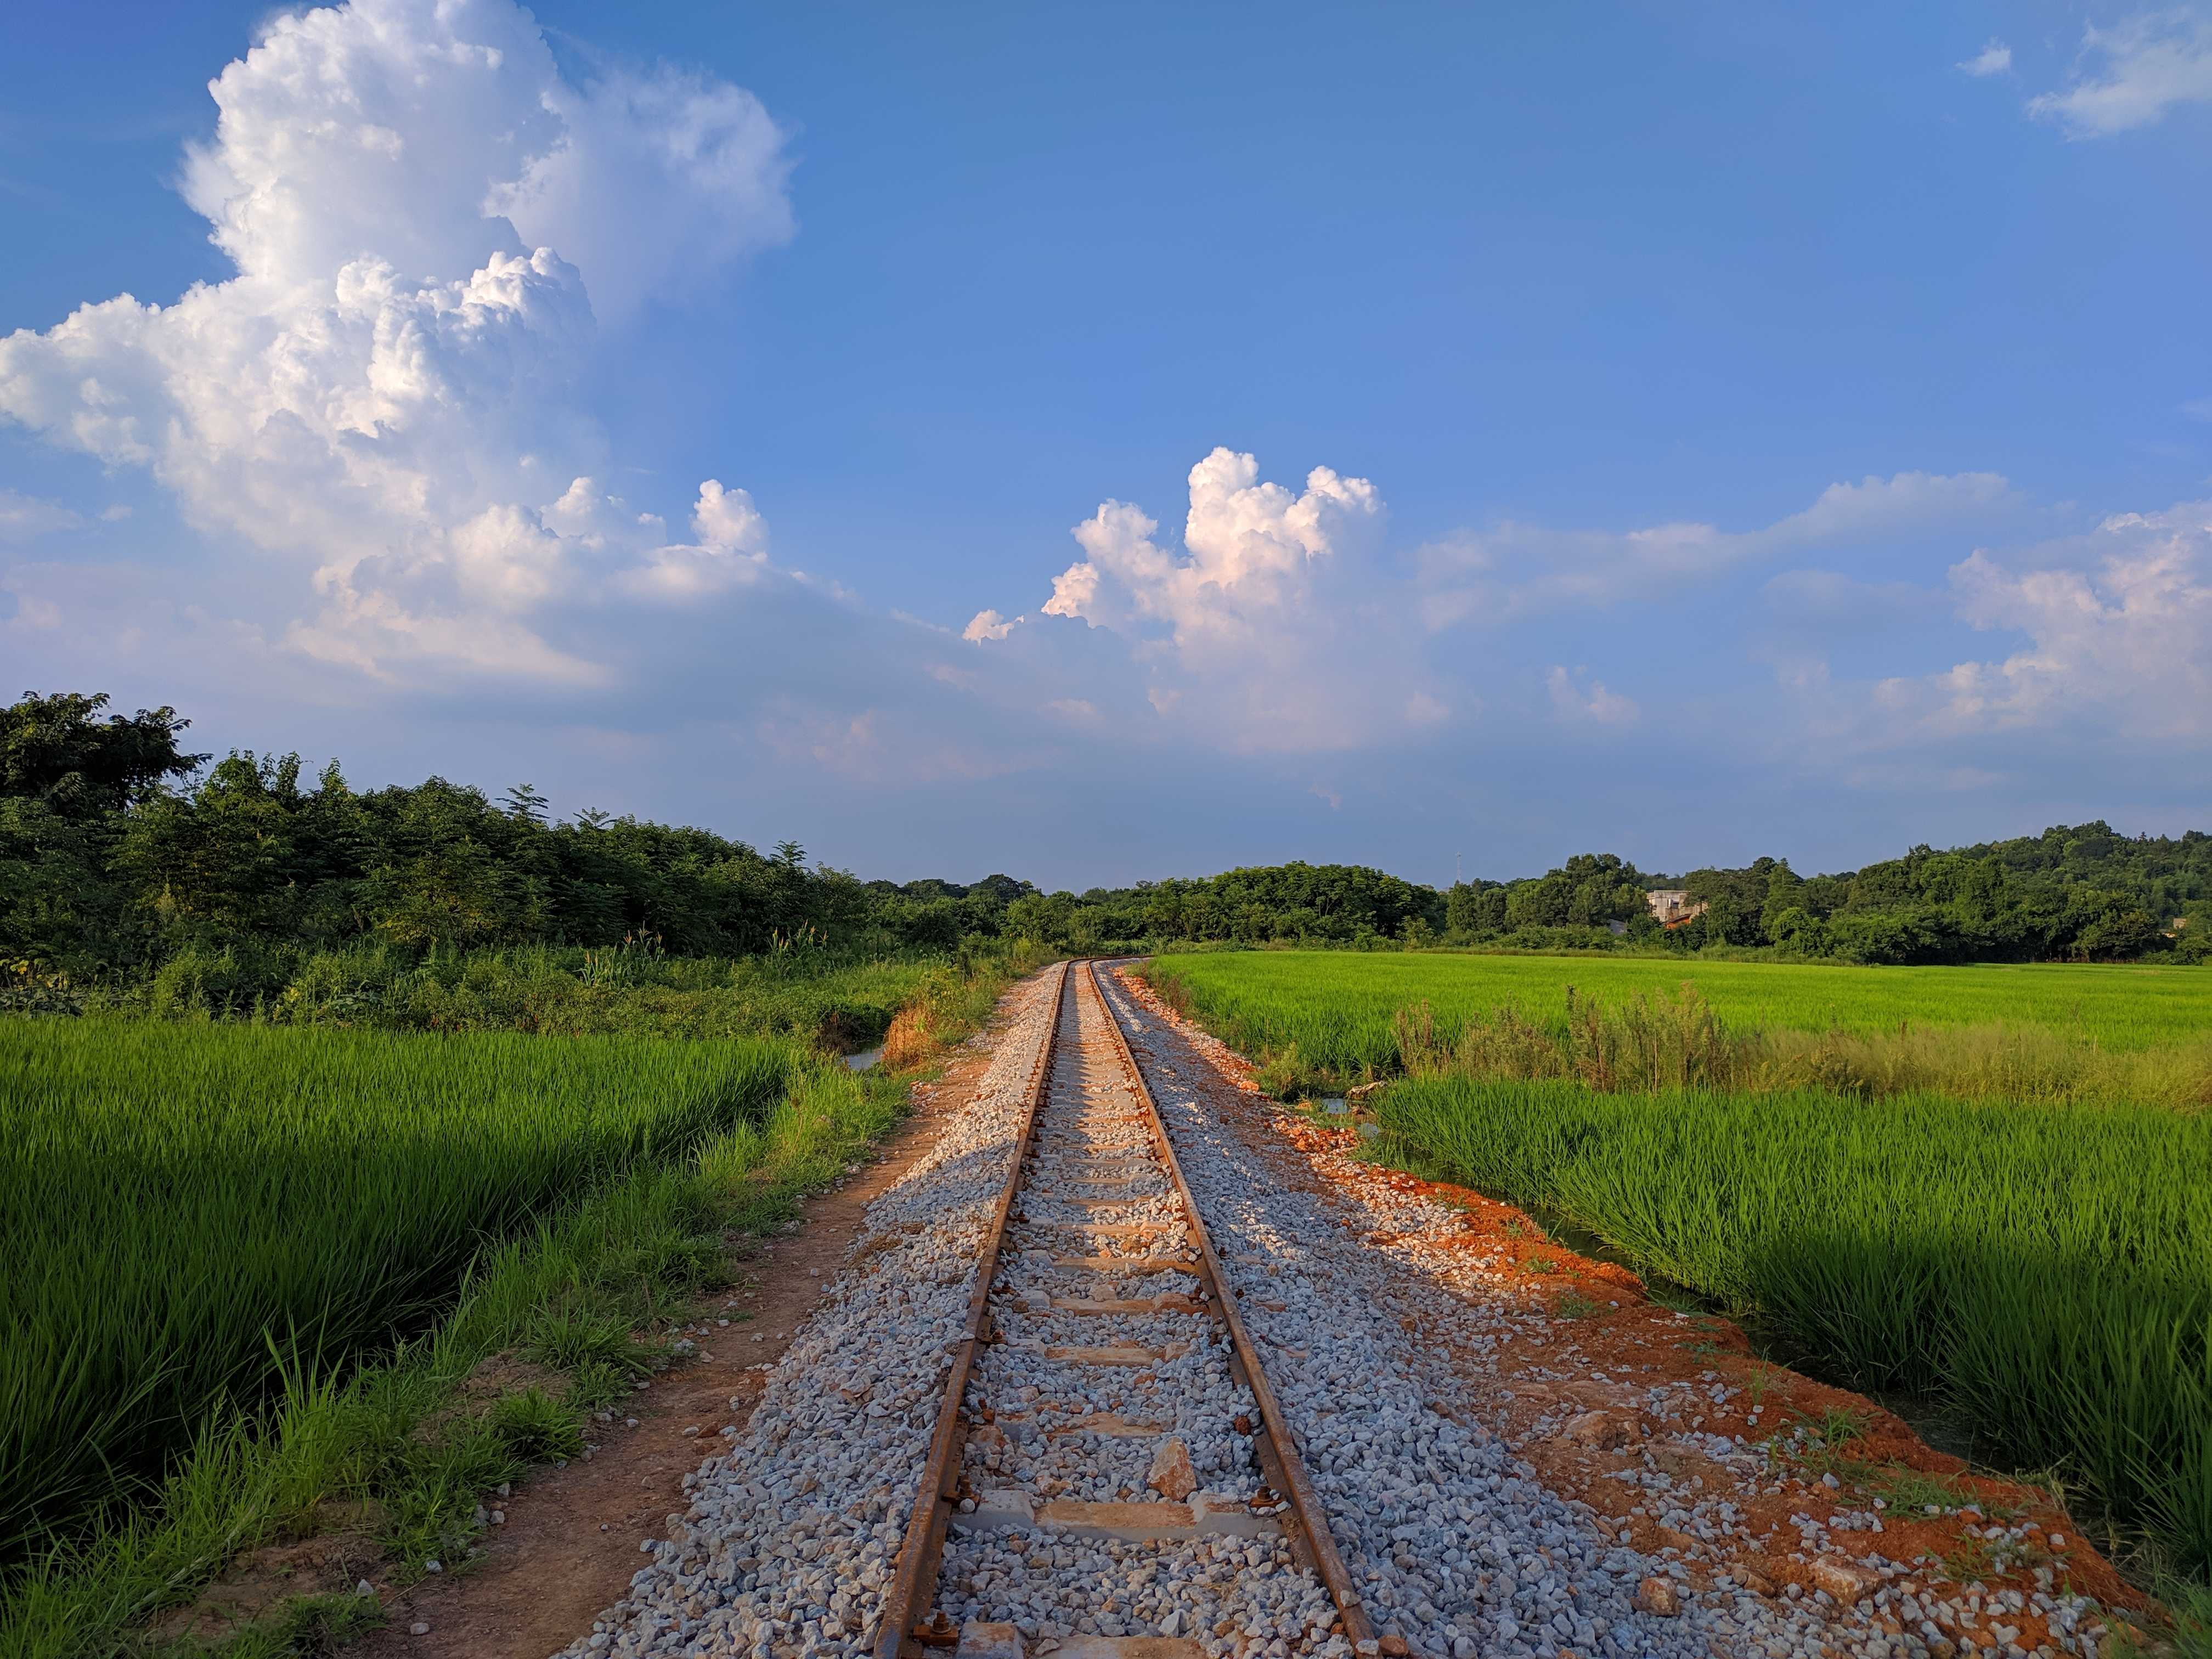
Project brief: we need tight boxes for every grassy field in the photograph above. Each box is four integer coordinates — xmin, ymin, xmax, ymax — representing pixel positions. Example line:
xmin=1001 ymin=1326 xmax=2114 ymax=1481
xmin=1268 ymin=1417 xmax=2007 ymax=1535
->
xmin=0 ymin=946 xmax=1036 ymax=1655
xmin=1378 ymin=1076 xmax=2212 ymax=1578
xmin=0 ymin=1021 xmax=795 ymax=1559
xmin=1143 ymin=951 xmax=2212 ymax=1101
xmin=1144 ymin=946 xmax=2212 ymax=1587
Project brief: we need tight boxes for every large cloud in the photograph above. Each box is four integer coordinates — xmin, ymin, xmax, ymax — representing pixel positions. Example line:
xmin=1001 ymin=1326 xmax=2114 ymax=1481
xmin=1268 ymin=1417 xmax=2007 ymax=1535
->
xmin=0 ymin=0 xmax=794 ymax=687
xmin=963 ymin=458 xmax=2056 ymax=763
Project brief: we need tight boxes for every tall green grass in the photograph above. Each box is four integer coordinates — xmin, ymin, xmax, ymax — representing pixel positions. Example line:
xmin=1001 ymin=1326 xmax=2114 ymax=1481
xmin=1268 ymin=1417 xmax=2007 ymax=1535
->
xmin=1378 ymin=1077 xmax=2212 ymax=1575
xmin=0 ymin=1021 xmax=793 ymax=1558
xmin=0 ymin=1055 xmax=912 ymax=1659
xmin=1378 ymin=983 xmax=2212 ymax=1110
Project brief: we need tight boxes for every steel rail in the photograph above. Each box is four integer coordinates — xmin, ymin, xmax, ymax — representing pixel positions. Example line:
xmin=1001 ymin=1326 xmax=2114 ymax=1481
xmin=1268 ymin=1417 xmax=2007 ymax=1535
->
xmin=874 ymin=960 xmax=1071 ymax=1659
xmin=1085 ymin=958 xmax=1378 ymax=1654
xmin=1079 ymin=969 xmax=1371 ymax=1654
xmin=876 ymin=957 xmax=1375 ymax=1657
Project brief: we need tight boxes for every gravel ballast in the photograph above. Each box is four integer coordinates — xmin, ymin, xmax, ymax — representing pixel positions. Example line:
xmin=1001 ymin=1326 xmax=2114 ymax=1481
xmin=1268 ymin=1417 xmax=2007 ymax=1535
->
xmin=934 ymin=964 xmax=1339 ymax=1650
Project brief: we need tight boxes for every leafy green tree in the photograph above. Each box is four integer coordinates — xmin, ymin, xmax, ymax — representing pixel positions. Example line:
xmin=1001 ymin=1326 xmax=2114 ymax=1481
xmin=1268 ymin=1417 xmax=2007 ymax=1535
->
xmin=1759 ymin=862 xmax=1806 ymax=939
xmin=0 ymin=799 xmax=121 ymax=973
xmin=1764 ymin=905 xmax=1824 ymax=952
xmin=0 ymin=691 xmax=205 ymax=821
xmin=1444 ymin=882 xmax=1508 ymax=936
xmin=2061 ymin=889 xmax=2164 ymax=962
xmin=1005 ymin=892 xmax=1070 ymax=946
xmin=1827 ymin=909 xmax=1943 ymax=965
xmin=114 ymin=752 xmax=319 ymax=942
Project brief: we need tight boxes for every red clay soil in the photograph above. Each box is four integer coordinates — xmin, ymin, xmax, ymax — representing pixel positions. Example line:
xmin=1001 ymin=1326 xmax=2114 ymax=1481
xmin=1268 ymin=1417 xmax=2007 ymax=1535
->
xmin=340 ymin=1033 xmax=1009 ymax=1658
xmin=1114 ymin=966 xmax=2152 ymax=1657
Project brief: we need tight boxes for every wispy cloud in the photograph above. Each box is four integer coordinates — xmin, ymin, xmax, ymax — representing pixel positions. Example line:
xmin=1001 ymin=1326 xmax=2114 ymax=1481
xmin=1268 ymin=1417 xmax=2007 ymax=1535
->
xmin=0 ymin=490 xmax=86 ymax=543
xmin=2029 ymin=9 xmax=2212 ymax=136
xmin=1417 ymin=471 xmax=2018 ymax=629
xmin=1755 ymin=499 xmax=2212 ymax=803
xmin=1927 ymin=505 xmax=2212 ymax=738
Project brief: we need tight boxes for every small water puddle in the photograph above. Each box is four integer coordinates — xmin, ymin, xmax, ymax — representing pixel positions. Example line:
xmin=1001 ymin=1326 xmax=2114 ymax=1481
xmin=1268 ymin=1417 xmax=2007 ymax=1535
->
xmin=842 ymin=1046 xmax=883 ymax=1073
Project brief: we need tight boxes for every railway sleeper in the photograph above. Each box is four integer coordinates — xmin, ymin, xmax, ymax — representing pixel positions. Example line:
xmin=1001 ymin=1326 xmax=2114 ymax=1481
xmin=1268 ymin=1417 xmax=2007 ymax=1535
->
xmin=882 ymin=964 xmax=1370 ymax=1659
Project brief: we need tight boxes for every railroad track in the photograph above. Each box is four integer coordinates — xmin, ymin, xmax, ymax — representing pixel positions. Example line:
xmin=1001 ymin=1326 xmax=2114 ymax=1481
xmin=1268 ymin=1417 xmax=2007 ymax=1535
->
xmin=876 ymin=960 xmax=1375 ymax=1659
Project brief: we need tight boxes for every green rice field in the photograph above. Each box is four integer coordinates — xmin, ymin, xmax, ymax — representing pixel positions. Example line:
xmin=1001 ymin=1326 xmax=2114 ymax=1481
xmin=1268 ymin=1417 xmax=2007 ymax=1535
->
xmin=1379 ymin=1075 xmax=2212 ymax=1575
xmin=0 ymin=1020 xmax=795 ymax=1558
xmin=1146 ymin=949 xmax=2212 ymax=1076
xmin=1146 ymin=946 xmax=2212 ymax=1579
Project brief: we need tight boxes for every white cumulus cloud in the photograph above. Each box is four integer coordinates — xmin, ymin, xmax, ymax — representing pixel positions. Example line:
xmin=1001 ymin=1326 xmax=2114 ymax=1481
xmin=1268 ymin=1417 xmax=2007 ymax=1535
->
xmin=963 ymin=608 xmax=1020 ymax=642
xmin=487 ymin=65 xmax=794 ymax=325
xmin=1045 ymin=447 xmax=1384 ymax=648
xmin=1959 ymin=40 xmax=2014 ymax=77
xmin=0 ymin=0 xmax=795 ymax=686
xmin=1015 ymin=447 xmax=1449 ymax=752
xmin=613 ymin=480 xmax=773 ymax=602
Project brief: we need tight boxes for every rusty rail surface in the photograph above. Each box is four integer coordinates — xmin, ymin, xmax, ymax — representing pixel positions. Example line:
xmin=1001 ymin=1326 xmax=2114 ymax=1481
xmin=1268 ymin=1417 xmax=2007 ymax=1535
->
xmin=875 ymin=957 xmax=1374 ymax=1656
xmin=874 ymin=960 xmax=1070 ymax=1659
xmin=1085 ymin=959 xmax=1377 ymax=1653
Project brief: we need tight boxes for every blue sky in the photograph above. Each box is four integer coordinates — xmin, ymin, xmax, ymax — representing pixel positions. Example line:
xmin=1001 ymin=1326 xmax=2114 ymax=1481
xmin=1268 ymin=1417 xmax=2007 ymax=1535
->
xmin=2 ymin=1 xmax=2208 ymax=889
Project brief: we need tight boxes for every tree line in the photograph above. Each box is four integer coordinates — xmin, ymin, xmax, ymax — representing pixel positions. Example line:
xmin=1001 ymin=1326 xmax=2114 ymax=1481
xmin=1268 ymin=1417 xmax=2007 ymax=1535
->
xmin=0 ymin=691 xmax=1037 ymax=980
xmin=1437 ymin=839 xmax=2208 ymax=964
xmin=3 ymin=690 xmax=2204 ymax=982
xmin=1015 ymin=836 xmax=2205 ymax=965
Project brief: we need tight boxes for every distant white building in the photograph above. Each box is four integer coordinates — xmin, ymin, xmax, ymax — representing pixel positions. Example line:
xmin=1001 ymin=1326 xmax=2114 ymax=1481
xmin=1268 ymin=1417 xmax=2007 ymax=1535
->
xmin=1646 ymin=889 xmax=1708 ymax=927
